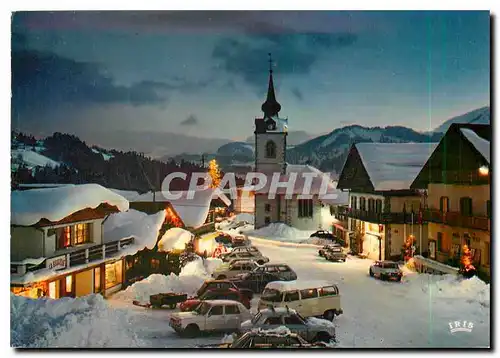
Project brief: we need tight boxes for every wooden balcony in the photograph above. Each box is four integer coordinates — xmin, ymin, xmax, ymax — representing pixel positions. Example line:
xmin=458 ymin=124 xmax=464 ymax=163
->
xmin=424 ymin=209 xmax=490 ymax=232
xmin=338 ymin=207 xmax=410 ymax=224
xmin=11 ymin=237 xmax=135 ymax=276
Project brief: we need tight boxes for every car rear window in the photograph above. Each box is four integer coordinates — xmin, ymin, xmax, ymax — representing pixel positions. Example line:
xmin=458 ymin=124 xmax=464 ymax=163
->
xmin=384 ymin=263 xmax=399 ymax=269
xmin=278 ymin=266 xmax=291 ymax=272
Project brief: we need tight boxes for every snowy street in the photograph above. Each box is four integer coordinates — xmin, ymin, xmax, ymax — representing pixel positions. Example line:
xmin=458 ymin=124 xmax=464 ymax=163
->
xmin=103 ymin=236 xmax=489 ymax=348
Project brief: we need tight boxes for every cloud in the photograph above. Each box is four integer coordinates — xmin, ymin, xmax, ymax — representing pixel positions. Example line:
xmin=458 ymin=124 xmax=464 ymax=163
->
xmin=212 ymin=32 xmax=358 ymax=93
xmin=11 ymin=46 xmax=171 ymax=118
xmin=180 ymin=114 xmax=199 ymax=126
xmin=291 ymin=88 xmax=304 ymax=101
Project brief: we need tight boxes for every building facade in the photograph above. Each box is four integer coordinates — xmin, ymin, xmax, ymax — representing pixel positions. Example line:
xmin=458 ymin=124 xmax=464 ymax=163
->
xmin=11 ymin=185 xmax=133 ymax=299
xmin=337 ymin=142 xmax=437 ymax=261
xmin=411 ymin=123 xmax=491 ymax=279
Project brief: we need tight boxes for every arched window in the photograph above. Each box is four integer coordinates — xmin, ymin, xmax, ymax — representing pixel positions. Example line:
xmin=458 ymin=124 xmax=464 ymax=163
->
xmin=265 ymin=140 xmax=277 ymax=158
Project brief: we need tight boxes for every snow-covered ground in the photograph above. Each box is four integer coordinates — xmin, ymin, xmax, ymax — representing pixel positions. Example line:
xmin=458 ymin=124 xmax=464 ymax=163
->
xmin=11 ymin=228 xmax=490 ymax=348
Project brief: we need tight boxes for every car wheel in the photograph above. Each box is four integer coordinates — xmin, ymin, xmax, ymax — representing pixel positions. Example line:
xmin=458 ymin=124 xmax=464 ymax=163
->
xmin=396 ymin=276 xmax=402 ymax=282
xmin=257 ymin=260 xmax=265 ymax=265
xmin=315 ymin=332 xmax=331 ymax=343
xmin=217 ymin=275 xmax=227 ymax=280
xmin=369 ymin=269 xmax=374 ymax=277
xmin=323 ymin=310 xmax=335 ymax=321
xmin=183 ymin=324 xmax=200 ymax=338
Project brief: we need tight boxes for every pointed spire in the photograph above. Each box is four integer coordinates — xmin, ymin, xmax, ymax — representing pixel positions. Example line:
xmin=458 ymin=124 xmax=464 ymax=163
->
xmin=261 ymin=53 xmax=281 ymax=118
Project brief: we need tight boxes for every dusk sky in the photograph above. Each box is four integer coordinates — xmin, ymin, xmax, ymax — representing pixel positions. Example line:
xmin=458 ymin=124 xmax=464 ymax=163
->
xmin=12 ymin=11 xmax=490 ymax=144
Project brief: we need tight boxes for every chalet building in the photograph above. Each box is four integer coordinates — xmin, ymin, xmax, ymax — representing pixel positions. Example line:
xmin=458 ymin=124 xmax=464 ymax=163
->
xmin=411 ymin=123 xmax=491 ymax=279
xmin=337 ymin=142 xmax=438 ymax=261
xmin=11 ymin=184 xmax=132 ymax=299
xmin=253 ymin=55 xmax=348 ymax=232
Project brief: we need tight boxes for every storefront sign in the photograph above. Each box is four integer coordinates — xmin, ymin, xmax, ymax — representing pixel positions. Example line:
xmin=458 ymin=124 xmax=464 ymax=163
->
xmin=46 ymin=255 xmax=67 ymax=271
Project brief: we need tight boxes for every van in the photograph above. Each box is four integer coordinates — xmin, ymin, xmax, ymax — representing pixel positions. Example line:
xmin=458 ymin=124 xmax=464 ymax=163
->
xmin=257 ymin=280 xmax=342 ymax=321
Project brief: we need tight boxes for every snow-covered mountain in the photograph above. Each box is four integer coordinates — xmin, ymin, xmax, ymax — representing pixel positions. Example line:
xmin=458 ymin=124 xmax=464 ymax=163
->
xmin=433 ymin=106 xmax=490 ymax=133
xmin=286 ymin=125 xmax=443 ymax=172
xmin=245 ymin=130 xmax=315 ymax=147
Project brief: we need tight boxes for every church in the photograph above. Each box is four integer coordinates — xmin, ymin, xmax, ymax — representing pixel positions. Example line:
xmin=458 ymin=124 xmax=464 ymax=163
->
xmin=253 ymin=54 xmax=348 ymax=232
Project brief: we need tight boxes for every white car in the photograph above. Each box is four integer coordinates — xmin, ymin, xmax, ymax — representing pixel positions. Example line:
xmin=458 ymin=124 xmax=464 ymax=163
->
xmin=222 ymin=245 xmax=261 ymax=257
xmin=169 ymin=300 xmax=251 ymax=337
xmin=369 ymin=261 xmax=403 ymax=281
xmin=222 ymin=248 xmax=270 ymax=265
xmin=212 ymin=260 xmax=260 ymax=280
xmin=240 ymin=307 xmax=336 ymax=343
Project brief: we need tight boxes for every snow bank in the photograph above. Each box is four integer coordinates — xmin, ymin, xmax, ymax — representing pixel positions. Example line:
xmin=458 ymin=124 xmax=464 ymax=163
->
xmin=11 ymin=184 xmax=129 ymax=226
xmin=11 ymin=294 xmax=143 ymax=348
xmin=103 ymin=209 xmax=166 ymax=256
xmin=112 ymin=257 xmax=223 ymax=304
xmin=247 ymin=223 xmax=315 ymax=242
xmin=158 ymin=227 xmax=194 ymax=252
xmin=307 ymin=317 xmax=336 ymax=330
xmin=404 ymin=273 xmax=490 ymax=308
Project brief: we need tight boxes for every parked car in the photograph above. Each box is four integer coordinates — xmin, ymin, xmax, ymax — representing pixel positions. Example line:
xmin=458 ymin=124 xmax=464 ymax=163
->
xmin=253 ymin=263 xmax=297 ymax=281
xmin=221 ymin=246 xmax=261 ymax=260
xmin=240 ymin=307 xmax=335 ymax=343
xmin=369 ymin=261 xmax=403 ymax=281
xmin=258 ymin=280 xmax=343 ymax=321
xmin=231 ymin=235 xmax=248 ymax=247
xmin=318 ymin=244 xmax=341 ymax=257
xmin=212 ymin=260 xmax=260 ymax=280
xmin=222 ymin=248 xmax=270 ymax=265
xmin=179 ymin=288 xmax=251 ymax=312
xmin=170 ymin=300 xmax=251 ymax=337
xmin=230 ymin=271 xmax=284 ymax=294
xmin=215 ymin=232 xmax=233 ymax=245
xmin=310 ymin=230 xmax=336 ymax=241
xmin=196 ymin=279 xmax=254 ymax=300
xmin=324 ymin=246 xmax=347 ymax=262
xmin=224 ymin=330 xmax=326 ymax=348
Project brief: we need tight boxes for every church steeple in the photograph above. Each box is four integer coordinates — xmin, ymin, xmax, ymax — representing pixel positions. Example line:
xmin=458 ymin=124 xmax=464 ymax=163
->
xmin=261 ymin=53 xmax=281 ymax=118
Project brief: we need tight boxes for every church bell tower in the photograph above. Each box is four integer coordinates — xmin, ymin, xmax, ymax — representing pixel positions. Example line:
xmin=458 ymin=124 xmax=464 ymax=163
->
xmin=254 ymin=53 xmax=288 ymax=175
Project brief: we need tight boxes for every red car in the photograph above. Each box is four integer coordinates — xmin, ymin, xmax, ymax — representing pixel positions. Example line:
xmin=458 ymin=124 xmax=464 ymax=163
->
xmin=179 ymin=288 xmax=251 ymax=312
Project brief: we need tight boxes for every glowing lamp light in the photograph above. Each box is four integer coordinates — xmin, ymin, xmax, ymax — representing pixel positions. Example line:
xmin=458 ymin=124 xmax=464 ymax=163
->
xmin=478 ymin=166 xmax=489 ymax=176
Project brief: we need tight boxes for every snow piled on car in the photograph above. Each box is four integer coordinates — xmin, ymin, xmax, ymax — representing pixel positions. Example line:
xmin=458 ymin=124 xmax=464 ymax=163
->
xmin=10 ymin=293 xmax=143 ymax=348
xmin=112 ymin=256 xmax=223 ymax=304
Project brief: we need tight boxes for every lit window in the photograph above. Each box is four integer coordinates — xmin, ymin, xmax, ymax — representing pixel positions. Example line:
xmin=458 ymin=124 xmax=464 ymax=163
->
xmin=65 ymin=275 xmax=72 ymax=293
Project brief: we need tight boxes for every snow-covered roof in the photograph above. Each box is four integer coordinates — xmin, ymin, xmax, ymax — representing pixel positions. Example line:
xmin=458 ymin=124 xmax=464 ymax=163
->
xmin=355 ymin=142 xmax=438 ymax=191
xmin=264 ymin=280 xmax=337 ymax=292
xmin=103 ymin=209 xmax=166 ymax=249
xmin=255 ymin=164 xmax=348 ymax=205
xmin=109 ymin=189 xmax=142 ymax=202
xmin=460 ymin=128 xmax=490 ymax=164
xmin=158 ymin=227 xmax=194 ymax=252
xmin=11 ymin=184 xmax=130 ymax=226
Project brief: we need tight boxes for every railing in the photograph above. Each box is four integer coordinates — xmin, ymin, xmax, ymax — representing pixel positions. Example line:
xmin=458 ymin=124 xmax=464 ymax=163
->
xmin=425 ymin=209 xmax=490 ymax=231
xmin=12 ymin=237 xmax=135 ymax=276
xmin=338 ymin=207 xmax=409 ymax=224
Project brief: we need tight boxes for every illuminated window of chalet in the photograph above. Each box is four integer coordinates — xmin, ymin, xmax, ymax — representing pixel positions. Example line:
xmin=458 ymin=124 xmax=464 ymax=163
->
xmin=74 ymin=223 xmax=90 ymax=245
xmin=57 ymin=226 xmax=71 ymax=249
xmin=151 ymin=258 xmax=160 ymax=270
xmin=65 ymin=275 xmax=73 ymax=293
xmin=439 ymin=197 xmax=450 ymax=213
